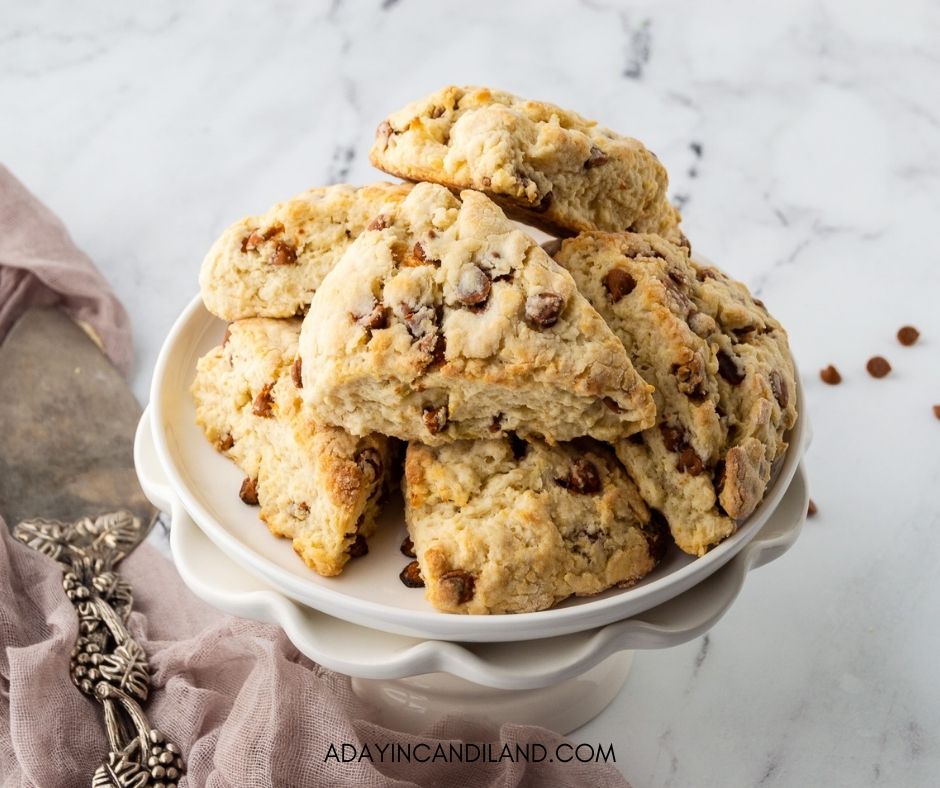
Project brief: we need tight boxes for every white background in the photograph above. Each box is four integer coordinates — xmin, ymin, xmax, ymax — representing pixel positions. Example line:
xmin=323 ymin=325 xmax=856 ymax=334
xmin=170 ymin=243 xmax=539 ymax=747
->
xmin=2 ymin=1 xmax=939 ymax=785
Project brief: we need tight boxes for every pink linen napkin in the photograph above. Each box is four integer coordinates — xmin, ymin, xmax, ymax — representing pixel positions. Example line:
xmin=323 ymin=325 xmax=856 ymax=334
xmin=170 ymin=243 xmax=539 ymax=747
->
xmin=0 ymin=165 xmax=132 ymax=373
xmin=0 ymin=167 xmax=630 ymax=787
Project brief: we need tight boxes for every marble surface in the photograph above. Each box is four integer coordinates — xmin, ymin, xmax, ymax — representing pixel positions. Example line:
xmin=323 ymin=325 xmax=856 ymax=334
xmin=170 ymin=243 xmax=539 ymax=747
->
xmin=3 ymin=1 xmax=939 ymax=785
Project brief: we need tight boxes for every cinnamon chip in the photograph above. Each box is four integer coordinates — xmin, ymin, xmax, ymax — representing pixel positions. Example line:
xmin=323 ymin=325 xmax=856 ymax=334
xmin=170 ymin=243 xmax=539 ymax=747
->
xmin=456 ymin=264 xmax=491 ymax=307
xmin=251 ymin=383 xmax=275 ymax=417
xmin=769 ymin=370 xmax=789 ymax=409
xmin=347 ymin=534 xmax=368 ymax=559
xmin=933 ymin=405 xmax=940 ymax=420
xmin=440 ymin=570 xmax=476 ymax=604
xmin=291 ymin=357 xmax=303 ymax=389
xmin=416 ymin=333 xmax=446 ymax=366
xmin=717 ymin=350 xmax=745 ymax=385
xmin=410 ymin=242 xmax=439 ymax=266
xmin=243 ymin=225 xmax=282 ymax=252
xmin=820 ymin=365 xmax=842 ymax=385
xmin=604 ymin=268 xmax=636 ymax=302
xmin=584 ymin=145 xmax=609 ymax=169
xmin=400 ymin=536 xmax=416 ymax=558
xmin=422 ymin=404 xmax=448 ymax=435
xmin=659 ymin=423 xmax=685 ymax=453
xmin=357 ymin=302 xmax=389 ymax=331
xmin=271 ymin=241 xmax=297 ymax=266
xmin=676 ymin=447 xmax=705 ymax=476
xmin=807 ymin=499 xmax=817 ymax=517
xmin=239 ymin=477 xmax=259 ymax=506
xmin=866 ymin=356 xmax=891 ymax=379
xmin=399 ymin=560 xmax=424 ymax=588
xmin=356 ymin=447 xmax=383 ymax=483
xmin=367 ymin=214 xmax=390 ymax=231
xmin=524 ymin=292 xmax=565 ymax=328
xmin=643 ymin=509 xmax=671 ymax=563
xmin=897 ymin=326 xmax=920 ymax=346
xmin=557 ymin=458 xmax=602 ymax=494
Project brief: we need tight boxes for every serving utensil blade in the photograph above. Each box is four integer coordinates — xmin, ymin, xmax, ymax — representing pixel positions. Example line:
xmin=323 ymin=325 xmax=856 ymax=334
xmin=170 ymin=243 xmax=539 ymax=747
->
xmin=0 ymin=307 xmax=154 ymax=528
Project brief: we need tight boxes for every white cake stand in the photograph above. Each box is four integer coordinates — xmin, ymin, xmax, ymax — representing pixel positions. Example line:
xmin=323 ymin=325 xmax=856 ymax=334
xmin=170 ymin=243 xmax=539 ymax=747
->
xmin=135 ymin=407 xmax=808 ymax=734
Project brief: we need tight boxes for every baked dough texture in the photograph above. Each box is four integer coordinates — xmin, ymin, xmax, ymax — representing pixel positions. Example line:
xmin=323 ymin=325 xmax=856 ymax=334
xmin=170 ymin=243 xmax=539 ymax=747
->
xmin=199 ymin=182 xmax=413 ymax=320
xmin=552 ymin=232 xmax=798 ymax=555
xmin=298 ymin=182 xmax=655 ymax=445
xmin=191 ymin=318 xmax=394 ymax=576
xmin=403 ymin=437 xmax=669 ymax=614
xmin=369 ymin=85 xmax=682 ymax=241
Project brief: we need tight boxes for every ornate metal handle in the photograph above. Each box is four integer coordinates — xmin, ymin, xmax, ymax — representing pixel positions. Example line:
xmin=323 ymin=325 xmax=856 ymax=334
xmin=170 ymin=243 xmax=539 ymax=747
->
xmin=13 ymin=511 xmax=185 ymax=787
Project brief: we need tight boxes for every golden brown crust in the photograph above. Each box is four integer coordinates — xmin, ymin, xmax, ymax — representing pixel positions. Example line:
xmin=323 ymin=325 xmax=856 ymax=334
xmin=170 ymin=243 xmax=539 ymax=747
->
xmin=370 ymin=85 xmax=681 ymax=240
xmin=552 ymin=232 xmax=797 ymax=555
xmin=298 ymin=182 xmax=655 ymax=445
xmin=199 ymin=183 xmax=413 ymax=320
xmin=403 ymin=437 xmax=663 ymax=614
xmin=190 ymin=318 xmax=394 ymax=576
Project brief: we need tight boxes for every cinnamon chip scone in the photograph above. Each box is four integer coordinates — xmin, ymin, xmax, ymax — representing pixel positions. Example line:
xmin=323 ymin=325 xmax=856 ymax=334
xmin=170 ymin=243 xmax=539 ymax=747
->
xmin=369 ymin=85 xmax=682 ymax=241
xmin=552 ymin=233 xmax=798 ymax=556
xmin=199 ymin=182 xmax=413 ymax=320
xmin=403 ymin=437 xmax=669 ymax=614
xmin=191 ymin=318 xmax=394 ymax=576
xmin=297 ymin=182 xmax=656 ymax=445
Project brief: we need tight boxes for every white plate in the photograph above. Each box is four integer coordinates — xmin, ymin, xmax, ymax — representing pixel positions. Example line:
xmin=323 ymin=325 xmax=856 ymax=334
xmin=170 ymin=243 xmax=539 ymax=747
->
xmin=149 ymin=294 xmax=808 ymax=642
xmin=136 ymin=406 xmax=809 ymax=688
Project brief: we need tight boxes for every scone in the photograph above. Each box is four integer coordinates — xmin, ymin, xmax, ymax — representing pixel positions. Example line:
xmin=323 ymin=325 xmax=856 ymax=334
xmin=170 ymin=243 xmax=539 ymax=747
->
xmin=403 ymin=437 xmax=669 ymax=614
xmin=297 ymin=182 xmax=656 ymax=445
xmin=191 ymin=318 xmax=394 ymax=576
xmin=551 ymin=232 xmax=798 ymax=555
xmin=369 ymin=85 xmax=682 ymax=241
xmin=199 ymin=182 xmax=413 ymax=320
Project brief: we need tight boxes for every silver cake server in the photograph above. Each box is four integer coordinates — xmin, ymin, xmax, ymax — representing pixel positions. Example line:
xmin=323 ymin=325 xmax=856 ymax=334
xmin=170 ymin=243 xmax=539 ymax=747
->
xmin=0 ymin=307 xmax=185 ymax=788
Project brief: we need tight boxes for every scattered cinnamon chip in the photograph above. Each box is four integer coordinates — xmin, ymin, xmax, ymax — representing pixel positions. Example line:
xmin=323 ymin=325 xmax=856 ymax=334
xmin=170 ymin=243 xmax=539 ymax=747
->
xmin=897 ymin=326 xmax=920 ymax=346
xmin=933 ymin=405 xmax=940 ymax=420
xmin=866 ymin=356 xmax=891 ymax=378
xmin=807 ymin=499 xmax=817 ymax=517
xmin=820 ymin=365 xmax=842 ymax=385
xmin=400 ymin=536 xmax=416 ymax=558
xmin=399 ymin=560 xmax=424 ymax=588
xmin=291 ymin=357 xmax=303 ymax=388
